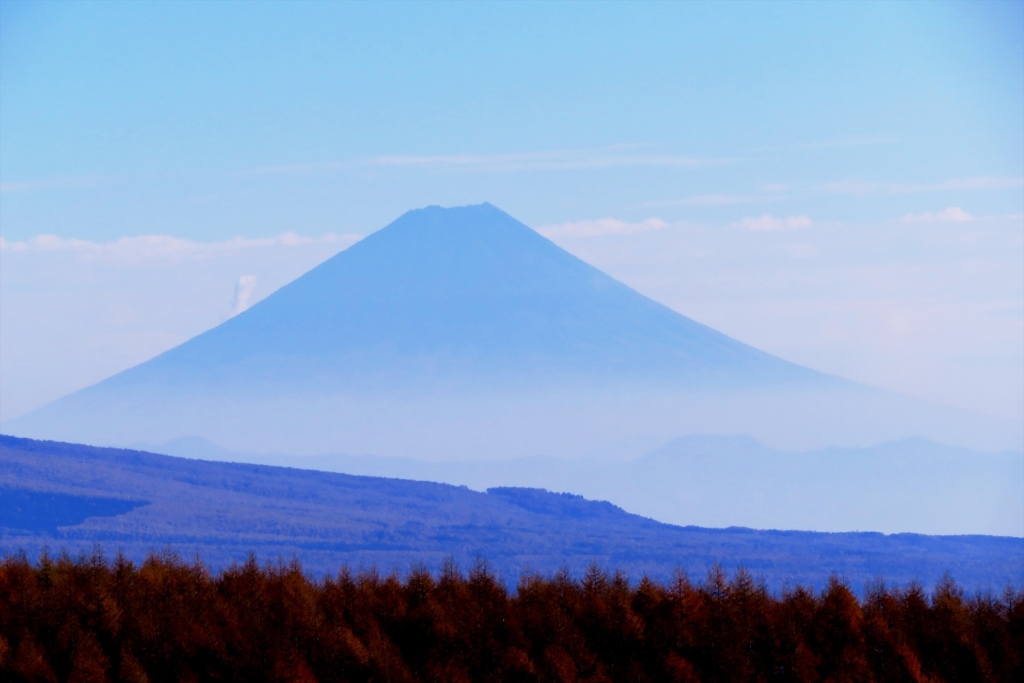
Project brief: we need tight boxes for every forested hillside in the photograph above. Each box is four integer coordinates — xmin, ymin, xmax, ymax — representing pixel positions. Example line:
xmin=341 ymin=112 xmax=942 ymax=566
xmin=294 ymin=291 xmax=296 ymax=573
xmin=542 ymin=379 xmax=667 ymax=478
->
xmin=2 ymin=435 xmax=1022 ymax=591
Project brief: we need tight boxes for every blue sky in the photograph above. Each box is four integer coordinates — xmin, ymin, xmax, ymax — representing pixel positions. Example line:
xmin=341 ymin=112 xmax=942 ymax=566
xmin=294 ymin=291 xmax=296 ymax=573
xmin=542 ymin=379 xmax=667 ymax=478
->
xmin=1 ymin=1 xmax=1022 ymax=426
xmin=2 ymin=1 xmax=1021 ymax=238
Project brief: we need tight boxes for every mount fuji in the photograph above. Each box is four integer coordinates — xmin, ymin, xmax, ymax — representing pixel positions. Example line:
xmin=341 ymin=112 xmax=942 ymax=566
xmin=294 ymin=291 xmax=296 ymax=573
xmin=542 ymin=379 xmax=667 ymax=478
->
xmin=5 ymin=203 xmax=1018 ymax=457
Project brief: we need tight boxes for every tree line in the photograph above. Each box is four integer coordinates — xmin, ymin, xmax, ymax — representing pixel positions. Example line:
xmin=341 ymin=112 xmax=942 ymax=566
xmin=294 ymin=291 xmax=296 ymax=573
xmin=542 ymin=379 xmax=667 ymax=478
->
xmin=0 ymin=550 xmax=1021 ymax=682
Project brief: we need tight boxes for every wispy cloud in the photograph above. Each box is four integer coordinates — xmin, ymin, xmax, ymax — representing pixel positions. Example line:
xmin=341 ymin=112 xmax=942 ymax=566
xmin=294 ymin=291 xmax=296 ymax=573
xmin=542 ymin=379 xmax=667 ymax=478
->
xmin=735 ymin=214 xmax=813 ymax=232
xmin=901 ymin=207 xmax=973 ymax=223
xmin=821 ymin=177 xmax=1024 ymax=196
xmin=539 ymin=212 xmax=817 ymax=237
xmin=235 ymin=146 xmax=729 ymax=177
xmin=643 ymin=194 xmax=756 ymax=208
xmin=0 ymin=232 xmax=361 ymax=262
xmin=644 ymin=175 xmax=1023 ymax=210
xmin=536 ymin=217 xmax=670 ymax=238
xmin=753 ymin=136 xmax=901 ymax=153
xmin=936 ymin=177 xmax=1024 ymax=191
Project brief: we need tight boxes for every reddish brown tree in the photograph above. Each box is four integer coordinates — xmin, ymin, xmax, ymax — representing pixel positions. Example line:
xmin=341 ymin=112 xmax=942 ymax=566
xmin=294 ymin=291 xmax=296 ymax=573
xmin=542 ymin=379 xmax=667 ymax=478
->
xmin=1 ymin=552 xmax=1021 ymax=682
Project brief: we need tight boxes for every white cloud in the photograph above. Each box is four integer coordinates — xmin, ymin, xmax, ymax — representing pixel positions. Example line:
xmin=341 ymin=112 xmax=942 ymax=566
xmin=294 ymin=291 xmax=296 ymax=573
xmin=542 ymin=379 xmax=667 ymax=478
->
xmin=536 ymin=217 xmax=670 ymax=238
xmin=0 ymin=232 xmax=361 ymax=263
xmin=736 ymin=214 xmax=812 ymax=232
xmin=822 ymin=177 xmax=1024 ymax=195
xmin=901 ymin=207 xmax=973 ymax=223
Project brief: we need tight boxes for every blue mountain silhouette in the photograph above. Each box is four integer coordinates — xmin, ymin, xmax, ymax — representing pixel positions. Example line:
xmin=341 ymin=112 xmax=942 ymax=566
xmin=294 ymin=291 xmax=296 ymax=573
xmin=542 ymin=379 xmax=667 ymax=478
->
xmin=6 ymin=204 xmax=1018 ymax=456
xmin=113 ymin=203 xmax=823 ymax=390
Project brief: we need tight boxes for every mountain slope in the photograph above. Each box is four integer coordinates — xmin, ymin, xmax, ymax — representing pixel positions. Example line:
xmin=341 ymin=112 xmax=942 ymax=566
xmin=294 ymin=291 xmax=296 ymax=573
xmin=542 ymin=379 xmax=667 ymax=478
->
xmin=3 ymin=435 xmax=1021 ymax=592
xmin=148 ymin=435 xmax=1024 ymax=537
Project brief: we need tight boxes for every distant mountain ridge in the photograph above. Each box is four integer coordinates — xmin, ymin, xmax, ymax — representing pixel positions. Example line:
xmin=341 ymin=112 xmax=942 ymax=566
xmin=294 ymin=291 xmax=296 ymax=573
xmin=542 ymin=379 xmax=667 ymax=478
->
xmin=3 ymin=435 xmax=1021 ymax=592
xmin=6 ymin=203 xmax=1020 ymax=455
xmin=147 ymin=434 xmax=1024 ymax=537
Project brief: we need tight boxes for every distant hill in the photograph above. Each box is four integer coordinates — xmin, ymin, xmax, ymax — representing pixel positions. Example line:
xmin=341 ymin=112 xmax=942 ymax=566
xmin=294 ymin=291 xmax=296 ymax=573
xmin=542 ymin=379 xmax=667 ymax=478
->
xmin=148 ymin=434 xmax=1024 ymax=537
xmin=2 ymin=435 xmax=1021 ymax=592
xmin=4 ymin=203 xmax=1020 ymax=455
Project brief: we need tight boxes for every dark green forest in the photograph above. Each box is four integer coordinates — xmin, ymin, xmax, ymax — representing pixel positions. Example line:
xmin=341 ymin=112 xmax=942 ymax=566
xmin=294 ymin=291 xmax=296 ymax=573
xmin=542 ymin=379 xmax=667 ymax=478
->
xmin=1 ymin=551 xmax=1021 ymax=682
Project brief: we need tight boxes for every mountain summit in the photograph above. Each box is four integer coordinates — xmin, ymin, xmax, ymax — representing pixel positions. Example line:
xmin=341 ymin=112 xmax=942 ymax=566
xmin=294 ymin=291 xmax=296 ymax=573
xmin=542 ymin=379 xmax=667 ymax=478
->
xmin=6 ymin=204 xmax=1017 ymax=457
